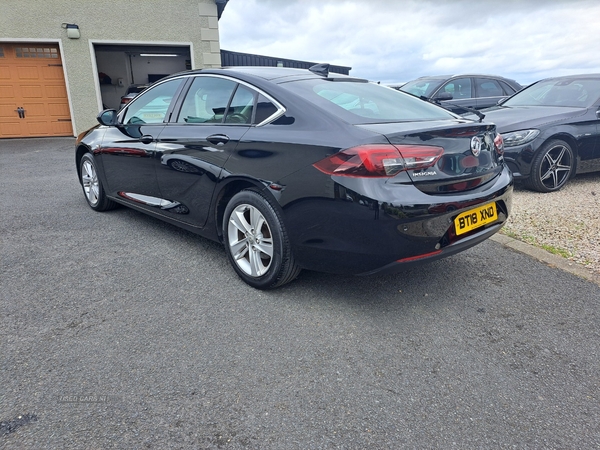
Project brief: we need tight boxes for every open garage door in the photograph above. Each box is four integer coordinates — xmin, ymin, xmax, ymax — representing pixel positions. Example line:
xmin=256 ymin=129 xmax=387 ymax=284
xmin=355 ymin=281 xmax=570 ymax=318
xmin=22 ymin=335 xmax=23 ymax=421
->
xmin=0 ymin=43 xmax=72 ymax=138
xmin=94 ymin=44 xmax=191 ymax=110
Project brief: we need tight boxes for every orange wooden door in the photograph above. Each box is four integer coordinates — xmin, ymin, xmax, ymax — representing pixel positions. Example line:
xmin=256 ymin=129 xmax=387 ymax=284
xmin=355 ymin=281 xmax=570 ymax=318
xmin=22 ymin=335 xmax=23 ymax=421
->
xmin=0 ymin=44 xmax=72 ymax=138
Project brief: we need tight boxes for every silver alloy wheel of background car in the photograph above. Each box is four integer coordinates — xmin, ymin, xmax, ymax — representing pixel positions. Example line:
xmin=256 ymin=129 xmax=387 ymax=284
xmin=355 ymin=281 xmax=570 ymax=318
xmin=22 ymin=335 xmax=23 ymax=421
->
xmin=81 ymin=159 xmax=100 ymax=207
xmin=227 ymin=203 xmax=274 ymax=277
xmin=528 ymin=139 xmax=574 ymax=192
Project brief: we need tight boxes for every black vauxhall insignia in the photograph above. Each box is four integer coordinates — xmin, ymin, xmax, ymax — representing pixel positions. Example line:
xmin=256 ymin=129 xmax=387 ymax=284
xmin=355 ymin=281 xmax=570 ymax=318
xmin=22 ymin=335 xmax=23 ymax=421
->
xmin=76 ymin=65 xmax=513 ymax=289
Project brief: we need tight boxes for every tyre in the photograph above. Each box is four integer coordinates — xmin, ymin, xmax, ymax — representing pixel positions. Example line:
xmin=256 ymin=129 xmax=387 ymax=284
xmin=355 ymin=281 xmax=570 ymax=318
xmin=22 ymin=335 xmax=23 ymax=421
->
xmin=526 ymin=139 xmax=574 ymax=192
xmin=223 ymin=189 xmax=300 ymax=289
xmin=79 ymin=153 xmax=117 ymax=211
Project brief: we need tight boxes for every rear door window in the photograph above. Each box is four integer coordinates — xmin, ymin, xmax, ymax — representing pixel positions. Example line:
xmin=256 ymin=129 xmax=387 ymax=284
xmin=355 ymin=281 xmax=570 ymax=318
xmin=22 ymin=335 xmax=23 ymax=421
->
xmin=224 ymin=85 xmax=255 ymax=124
xmin=176 ymin=76 xmax=284 ymax=126
xmin=499 ymin=80 xmax=518 ymax=95
xmin=475 ymin=78 xmax=504 ymax=98
xmin=177 ymin=76 xmax=237 ymax=124
xmin=440 ymin=78 xmax=472 ymax=99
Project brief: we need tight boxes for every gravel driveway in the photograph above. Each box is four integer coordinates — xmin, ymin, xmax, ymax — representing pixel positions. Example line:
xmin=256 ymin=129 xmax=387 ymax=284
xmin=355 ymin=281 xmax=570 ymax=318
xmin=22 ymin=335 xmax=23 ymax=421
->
xmin=503 ymin=173 xmax=600 ymax=277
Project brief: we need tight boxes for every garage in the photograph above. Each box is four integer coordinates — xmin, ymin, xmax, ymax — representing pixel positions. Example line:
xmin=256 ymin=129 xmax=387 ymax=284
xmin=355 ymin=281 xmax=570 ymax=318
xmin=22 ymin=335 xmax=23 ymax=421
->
xmin=0 ymin=43 xmax=72 ymax=138
xmin=1 ymin=0 xmax=227 ymax=138
xmin=94 ymin=44 xmax=191 ymax=110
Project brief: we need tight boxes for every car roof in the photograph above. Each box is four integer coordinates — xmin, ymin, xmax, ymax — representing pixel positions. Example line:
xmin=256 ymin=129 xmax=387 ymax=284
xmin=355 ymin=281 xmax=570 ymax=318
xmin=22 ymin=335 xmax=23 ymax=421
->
xmin=411 ymin=74 xmax=517 ymax=81
xmin=165 ymin=66 xmax=363 ymax=84
xmin=536 ymin=73 xmax=600 ymax=81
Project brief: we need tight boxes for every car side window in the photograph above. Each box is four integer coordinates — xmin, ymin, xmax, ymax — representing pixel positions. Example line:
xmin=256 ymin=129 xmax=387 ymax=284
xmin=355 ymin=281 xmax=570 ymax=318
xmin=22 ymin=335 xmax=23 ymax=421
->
xmin=123 ymin=79 xmax=183 ymax=125
xmin=177 ymin=76 xmax=237 ymax=124
xmin=254 ymin=94 xmax=280 ymax=124
xmin=475 ymin=78 xmax=504 ymax=98
xmin=224 ymin=85 xmax=255 ymax=124
xmin=498 ymin=80 xmax=517 ymax=95
xmin=442 ymin=78 xmax=472 ymax=99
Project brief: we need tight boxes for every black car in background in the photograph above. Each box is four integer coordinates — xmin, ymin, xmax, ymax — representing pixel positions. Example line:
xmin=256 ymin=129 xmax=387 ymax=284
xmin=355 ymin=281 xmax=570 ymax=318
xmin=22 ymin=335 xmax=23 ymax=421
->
xmin=76 ymin=66 xmax=512 ymax=289
xmin=479 ymin=74 xmax=600 ymax=192
xmin=401 ymin=74 xmax=522 ymax=114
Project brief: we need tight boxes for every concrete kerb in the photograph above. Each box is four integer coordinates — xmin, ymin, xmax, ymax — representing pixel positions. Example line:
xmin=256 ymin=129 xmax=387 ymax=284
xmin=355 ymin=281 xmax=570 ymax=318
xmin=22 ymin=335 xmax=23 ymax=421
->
xmin=491 ymin=233 xmax=600 ymax=287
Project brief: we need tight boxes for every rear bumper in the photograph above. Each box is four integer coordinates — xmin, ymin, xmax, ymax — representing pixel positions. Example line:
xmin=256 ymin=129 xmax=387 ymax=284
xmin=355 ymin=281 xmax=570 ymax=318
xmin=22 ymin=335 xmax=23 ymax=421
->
xmin=284 ymin=166 xmax=513 ymax=275
xmin=358 ymin=221 xmax=504 ymax=276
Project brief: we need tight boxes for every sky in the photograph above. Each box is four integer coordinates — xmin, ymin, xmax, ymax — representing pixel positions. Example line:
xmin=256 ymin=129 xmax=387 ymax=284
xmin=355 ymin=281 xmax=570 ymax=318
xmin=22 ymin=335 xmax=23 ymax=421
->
xmin=218 ymin=0 xmax=600 ymax=86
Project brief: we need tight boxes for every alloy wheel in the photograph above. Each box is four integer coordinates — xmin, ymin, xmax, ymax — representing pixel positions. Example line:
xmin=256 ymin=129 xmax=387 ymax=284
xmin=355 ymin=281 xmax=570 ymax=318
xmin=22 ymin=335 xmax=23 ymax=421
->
xmin=227 ymin=204 xmax=274 ymax=277
xmin=81 ymin=160 xmax=100 ymax=206
xmin=538 ymin=143 xmax=573 ymax=191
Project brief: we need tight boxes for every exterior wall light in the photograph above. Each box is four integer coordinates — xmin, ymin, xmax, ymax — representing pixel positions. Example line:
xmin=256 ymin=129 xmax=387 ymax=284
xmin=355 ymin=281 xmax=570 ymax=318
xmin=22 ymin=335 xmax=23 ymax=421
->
xmin=62 ymin=23 xmax=80 ymax=39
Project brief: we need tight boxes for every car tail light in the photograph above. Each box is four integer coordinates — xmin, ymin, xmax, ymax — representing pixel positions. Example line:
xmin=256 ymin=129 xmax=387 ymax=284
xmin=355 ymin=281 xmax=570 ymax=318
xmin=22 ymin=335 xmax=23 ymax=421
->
xmin=494 ymin=133 xmax=504 ymax=155
xmin=313 ymin=144 xmax=444 ymax=178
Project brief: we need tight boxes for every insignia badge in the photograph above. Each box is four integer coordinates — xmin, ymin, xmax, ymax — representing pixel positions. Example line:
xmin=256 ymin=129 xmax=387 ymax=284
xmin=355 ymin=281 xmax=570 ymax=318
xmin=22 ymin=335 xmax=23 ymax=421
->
xmin=471 ymin=136 xmax=482 ymax=157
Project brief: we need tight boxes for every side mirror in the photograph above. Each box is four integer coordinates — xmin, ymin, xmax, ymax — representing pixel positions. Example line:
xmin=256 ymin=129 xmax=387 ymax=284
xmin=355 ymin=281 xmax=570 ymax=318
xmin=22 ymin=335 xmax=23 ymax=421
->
xmin=97 ymin=109 xmax=118 ymax=126
xmin=436 ymin=92 xmax=453 ymax=101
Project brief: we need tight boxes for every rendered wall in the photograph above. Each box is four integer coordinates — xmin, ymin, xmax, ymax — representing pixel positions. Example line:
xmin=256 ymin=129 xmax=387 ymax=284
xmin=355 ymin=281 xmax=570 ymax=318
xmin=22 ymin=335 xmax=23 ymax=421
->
xmin=0 ymin=0 xmax=222 ymax=135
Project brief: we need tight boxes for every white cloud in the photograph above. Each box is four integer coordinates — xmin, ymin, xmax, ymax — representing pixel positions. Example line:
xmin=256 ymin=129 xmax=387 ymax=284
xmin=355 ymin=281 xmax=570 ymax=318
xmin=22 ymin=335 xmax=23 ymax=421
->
xmin=218 ymin=0 xmax=600 ymax=85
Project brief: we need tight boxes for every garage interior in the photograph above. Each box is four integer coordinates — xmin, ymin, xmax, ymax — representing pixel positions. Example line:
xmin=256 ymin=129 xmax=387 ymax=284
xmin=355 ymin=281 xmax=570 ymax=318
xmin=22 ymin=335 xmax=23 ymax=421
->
xmin=94 ymin=44 xmax=191 ymax=110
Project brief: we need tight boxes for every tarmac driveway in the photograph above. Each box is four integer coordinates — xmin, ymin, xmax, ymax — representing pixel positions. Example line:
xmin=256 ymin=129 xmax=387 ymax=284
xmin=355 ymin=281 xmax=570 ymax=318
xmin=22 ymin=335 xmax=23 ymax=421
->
xmin=1 ymin=138 xmax=599 ymax=448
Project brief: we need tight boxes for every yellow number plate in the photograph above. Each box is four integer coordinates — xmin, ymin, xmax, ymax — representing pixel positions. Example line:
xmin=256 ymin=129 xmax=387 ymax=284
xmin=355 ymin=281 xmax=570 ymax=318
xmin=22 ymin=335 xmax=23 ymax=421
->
xmin=454 ymin=202 xmax=497 ymax=235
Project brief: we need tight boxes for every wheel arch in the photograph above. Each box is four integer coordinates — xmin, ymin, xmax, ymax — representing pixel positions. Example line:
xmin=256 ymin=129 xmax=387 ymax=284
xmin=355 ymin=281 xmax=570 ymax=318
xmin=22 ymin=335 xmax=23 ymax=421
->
xmin=75 ymin=143 xmax=93 ymax=183
xmin=537 ymin=132 xmax=579 ymax=170
xmin=213 ymin=177 xmax=282 ymax=241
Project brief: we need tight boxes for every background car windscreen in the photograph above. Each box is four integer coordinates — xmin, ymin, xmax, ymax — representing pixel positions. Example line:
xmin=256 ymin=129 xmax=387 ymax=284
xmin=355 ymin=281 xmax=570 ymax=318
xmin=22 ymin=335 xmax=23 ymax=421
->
xmin=284 ymin=80 xmax=455 ymax=123
xmin=399 ymin=78 xmax=442 ymax=97
xmin=503 ymin=78 xmax=600 ymax=108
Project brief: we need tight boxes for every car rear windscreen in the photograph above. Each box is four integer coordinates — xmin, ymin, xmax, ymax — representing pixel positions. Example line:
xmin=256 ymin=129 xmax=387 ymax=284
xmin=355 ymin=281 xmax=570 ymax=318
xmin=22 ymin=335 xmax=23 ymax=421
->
xmin=282 ymin=79 xmax=457 ymax=124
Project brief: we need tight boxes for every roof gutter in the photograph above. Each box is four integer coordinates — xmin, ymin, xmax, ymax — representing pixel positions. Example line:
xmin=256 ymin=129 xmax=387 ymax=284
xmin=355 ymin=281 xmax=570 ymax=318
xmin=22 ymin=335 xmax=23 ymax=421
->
xmin=215 ymin=0 xmax=229 ymax=19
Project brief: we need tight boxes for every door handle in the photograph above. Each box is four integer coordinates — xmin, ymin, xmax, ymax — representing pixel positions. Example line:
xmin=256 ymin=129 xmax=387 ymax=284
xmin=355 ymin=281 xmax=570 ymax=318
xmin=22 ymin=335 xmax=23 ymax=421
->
xmin=140 ymin=135 xmax=154 ymax=144
xmin=15 ymin=107 xmax=25 ymax=119
xmin=207 ymin=134 xmax=230 ymax=145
